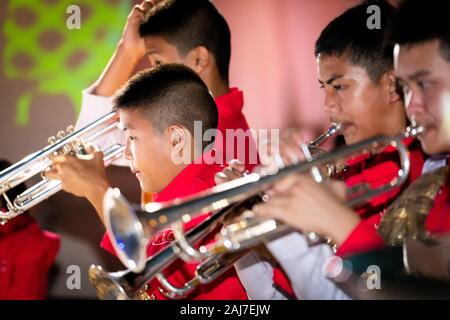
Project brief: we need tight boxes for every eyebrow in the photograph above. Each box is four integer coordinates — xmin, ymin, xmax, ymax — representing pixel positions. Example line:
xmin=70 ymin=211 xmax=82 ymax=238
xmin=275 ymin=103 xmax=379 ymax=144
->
xmin=408 ymin=70 xmax=431 ymax=80
xmin=318 ymin=74 xmax=344 ymax=85
xmin=145 ymin=49 xmax=158 ymax=55
xmin=118 ymin=123 xmax=134 ymax=131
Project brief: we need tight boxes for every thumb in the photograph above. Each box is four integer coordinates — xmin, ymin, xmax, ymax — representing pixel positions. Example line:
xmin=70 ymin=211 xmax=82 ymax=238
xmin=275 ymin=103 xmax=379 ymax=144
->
xmin=84 ymin=142 xmax=100 ymax=154
xmin=93 ymin=150 xmax=105 ymax=165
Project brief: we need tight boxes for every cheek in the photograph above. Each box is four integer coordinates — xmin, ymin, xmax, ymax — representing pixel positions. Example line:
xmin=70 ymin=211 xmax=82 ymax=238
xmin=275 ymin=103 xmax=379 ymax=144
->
xmin=337 ymin=86 xmax=361 ymax=112
xmin=429 ymin=88 xmax=449 ymax=120
xmin=132 ymin=142 xmax=150 ymax=167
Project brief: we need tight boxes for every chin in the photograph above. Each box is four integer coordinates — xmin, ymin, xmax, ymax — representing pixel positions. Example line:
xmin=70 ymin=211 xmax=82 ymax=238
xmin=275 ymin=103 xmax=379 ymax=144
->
xmin=342 ymin=134 xmax=356 ymax=146
xmin=419 ymin=130 xmax=448 ymax=156
xmin=421 ymin=141 xmax=449 ymax=156
xmin=138 ymin=180 xmax=152 ymax=194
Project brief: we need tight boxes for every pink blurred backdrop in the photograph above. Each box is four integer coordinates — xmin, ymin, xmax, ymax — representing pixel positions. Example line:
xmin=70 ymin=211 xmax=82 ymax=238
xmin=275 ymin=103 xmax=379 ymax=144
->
xmin=216 ymin=0 xmax=360 ymax=140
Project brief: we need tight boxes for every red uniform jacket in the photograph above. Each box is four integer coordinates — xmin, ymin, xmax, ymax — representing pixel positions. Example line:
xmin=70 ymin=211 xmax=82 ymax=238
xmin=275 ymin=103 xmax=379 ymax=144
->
xmin=0 ymin=214 xmax=60 ymax=300
xmin=214 ymin=88 xmax=258 ymax=172
xmin=336 ymin=137 xmax=425 ymax=257
xmin=101 ymin=151 xmax=248 ymax=300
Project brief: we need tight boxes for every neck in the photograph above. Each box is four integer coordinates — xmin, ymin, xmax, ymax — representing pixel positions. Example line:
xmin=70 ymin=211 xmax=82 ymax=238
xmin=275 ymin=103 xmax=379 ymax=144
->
xmin=381 ymin=101 xmax=407 ymax=137
xmin=203 ymin=72 xmax=229 ymax=98
xmin=209 ymin=79 xmax=229 ymax=98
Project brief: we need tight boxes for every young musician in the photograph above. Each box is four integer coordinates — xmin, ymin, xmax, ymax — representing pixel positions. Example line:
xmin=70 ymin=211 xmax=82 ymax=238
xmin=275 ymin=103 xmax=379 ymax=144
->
xmin=0 ymin=160 xmax=60 ymax=300
xmin=253 ymin=0 xmax=450 ymax=297
xmin=47 ymin=64 xmax=248 ymax=300
xmin=380 ymin=0 xmax=450 ymax=243
xmin=76 ymin=0 xmax=285 ymax=299
xmin=76 ymin=0 xmax=257 ymax=170
xmin=225 ymin=0 xmax=426 ymax=299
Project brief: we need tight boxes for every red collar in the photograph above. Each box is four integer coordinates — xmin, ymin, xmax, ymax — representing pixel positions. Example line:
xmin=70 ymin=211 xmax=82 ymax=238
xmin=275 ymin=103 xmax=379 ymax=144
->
xmin=153 ymin=150 xmax=222 ymax=202
xmin=214 ymin=87 xmax=244 ymax=120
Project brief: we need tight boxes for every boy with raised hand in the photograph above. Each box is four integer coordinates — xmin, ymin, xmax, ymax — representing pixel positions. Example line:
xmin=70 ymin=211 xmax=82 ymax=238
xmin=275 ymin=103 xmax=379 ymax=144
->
xmin=77 ymin=0 xmax=257 ymax=170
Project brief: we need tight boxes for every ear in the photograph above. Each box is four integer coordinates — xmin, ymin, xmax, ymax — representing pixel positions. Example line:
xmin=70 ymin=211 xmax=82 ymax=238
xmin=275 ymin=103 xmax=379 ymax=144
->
xmin=385 ymin=71 xmax=402 ymax=103
xmin=167 ymin=124 xmax=194 ymax=164
xmin=168 ymin=124 xmax=186 ymax=149
xmin=186 ymin=46 xmax=211 ymax=75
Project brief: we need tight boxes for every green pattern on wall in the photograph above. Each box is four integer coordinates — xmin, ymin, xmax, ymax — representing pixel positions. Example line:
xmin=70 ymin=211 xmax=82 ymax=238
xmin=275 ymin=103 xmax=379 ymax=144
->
xmin=2 ymin=0 xmax=130 ymax=126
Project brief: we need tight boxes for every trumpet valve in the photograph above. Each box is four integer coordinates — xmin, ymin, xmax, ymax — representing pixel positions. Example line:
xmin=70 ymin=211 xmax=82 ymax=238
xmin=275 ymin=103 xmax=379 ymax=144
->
xmin=66 ymin=125 xmax=74 ymax=134
xmin=56 ymin=130 xmax=66 ymax=140
xmin=47 ymin=136 xmax=57 ymax=145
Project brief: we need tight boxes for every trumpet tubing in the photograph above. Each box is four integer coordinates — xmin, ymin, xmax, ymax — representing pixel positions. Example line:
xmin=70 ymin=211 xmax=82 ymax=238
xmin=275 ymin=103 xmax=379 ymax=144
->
xmin=105 ymin=127 xmax=418 ymax=273
xmin=93 ymin=124 xmax=421 ymax=300
xmin=103 ymin=123 xmax=342 ymax=272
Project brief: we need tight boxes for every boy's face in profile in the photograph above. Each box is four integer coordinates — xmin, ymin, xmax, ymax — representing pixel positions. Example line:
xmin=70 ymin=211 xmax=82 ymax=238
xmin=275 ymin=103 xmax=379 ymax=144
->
xmin=119 ymin=109 xmax=183 ymax=193
xmin=395 ymin=40 xmax=450 ymax=155
xmin=317 ymin=53 xmax=395 ymax=145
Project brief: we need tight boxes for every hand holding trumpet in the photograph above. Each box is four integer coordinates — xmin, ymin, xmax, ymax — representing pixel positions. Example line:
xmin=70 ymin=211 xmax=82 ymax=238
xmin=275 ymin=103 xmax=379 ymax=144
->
xmin=214 ymin=126 xmax=359 ymax=247
xmin=45 ymin=144 xmax=111 ymax=222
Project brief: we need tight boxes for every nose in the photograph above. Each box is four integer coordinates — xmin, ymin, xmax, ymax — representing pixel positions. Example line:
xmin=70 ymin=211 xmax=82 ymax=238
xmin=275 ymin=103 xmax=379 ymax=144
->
xmin=405 ymin=89 xmax=425 ymax=120
xmin=322 ymin=89 xmax=340 ymax=114
xmin=124 ymin=139 xmax=133 ymax=160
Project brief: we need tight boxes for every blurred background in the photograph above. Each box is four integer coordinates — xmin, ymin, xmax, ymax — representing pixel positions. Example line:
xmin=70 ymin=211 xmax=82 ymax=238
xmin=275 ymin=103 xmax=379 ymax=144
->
xmin=0 ymin=0 xmax=394 ymax=298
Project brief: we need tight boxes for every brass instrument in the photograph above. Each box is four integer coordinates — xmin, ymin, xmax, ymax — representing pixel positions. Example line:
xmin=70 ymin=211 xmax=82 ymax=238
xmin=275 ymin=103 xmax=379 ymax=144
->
xmin=0 ymin=112 xmax=124 ymax=224
xmin=202 ymin=125 xmax=423 ymax=256
xmin=87 ymin=124 xmax=341 ymax=299
xmin=90 ymin=125 xmax=420 ymax=300
xmin=102 ymin=123 xmax=343 ymax=272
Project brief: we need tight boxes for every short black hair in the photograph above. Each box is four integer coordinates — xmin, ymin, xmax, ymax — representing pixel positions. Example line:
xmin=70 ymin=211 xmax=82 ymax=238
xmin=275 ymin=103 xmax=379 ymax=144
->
xmin=0 ymin=160 xmax=27 ymax=212
xmin=315 ymin=0 xmax=396 ymax=83
xmin=139 ymin=0 xmax=231 ymax=83
xmin=388 ymin=0 xmax=450 ymax=61
xmin=113 ymin=64 xmax=218 ymax=150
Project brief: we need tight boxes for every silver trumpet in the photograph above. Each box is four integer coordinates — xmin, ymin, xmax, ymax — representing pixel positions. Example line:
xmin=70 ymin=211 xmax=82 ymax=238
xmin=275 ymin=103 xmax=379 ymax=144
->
xmin=0 ymin=112 xmax=124 ymax=224
xmin=102 ymin=123 xmax=342 ymax=273
xmin=201 ymin=124 xmax=424 ymax=256
xmin=87 ymin=125 xmax=341 ymax=300
xmin=103 ymin=124 xmax=423 ymax=275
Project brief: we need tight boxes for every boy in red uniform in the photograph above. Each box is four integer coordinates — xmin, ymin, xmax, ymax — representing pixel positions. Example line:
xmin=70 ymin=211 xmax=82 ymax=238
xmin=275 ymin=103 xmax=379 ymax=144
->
xmin=389 ymin=0 xmax=450 ymax=237
xmin=77 ymin=0 xmax=257 ymax=170
xmin=0 ymin=160 xmax=60 ymax=300
xmin=47 ymin=64 xmax=247 ymax=300
xmin=225 ymin=1 xmax=425 ymax=299
xmin=253 ymin=0 xmax=450 ymax=298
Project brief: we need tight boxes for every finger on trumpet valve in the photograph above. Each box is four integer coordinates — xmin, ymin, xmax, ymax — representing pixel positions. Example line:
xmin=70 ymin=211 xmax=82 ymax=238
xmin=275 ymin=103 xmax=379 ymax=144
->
xmin=72 ymin=140 xmax=87 ymax=155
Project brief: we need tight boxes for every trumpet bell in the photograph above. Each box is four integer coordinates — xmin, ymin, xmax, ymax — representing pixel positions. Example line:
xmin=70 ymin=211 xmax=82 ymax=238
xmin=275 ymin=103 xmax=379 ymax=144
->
xmin=103 ymin=188 xmax=147 ymax=273
xmin=88 ymin=265 xmax=130 ymax=300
